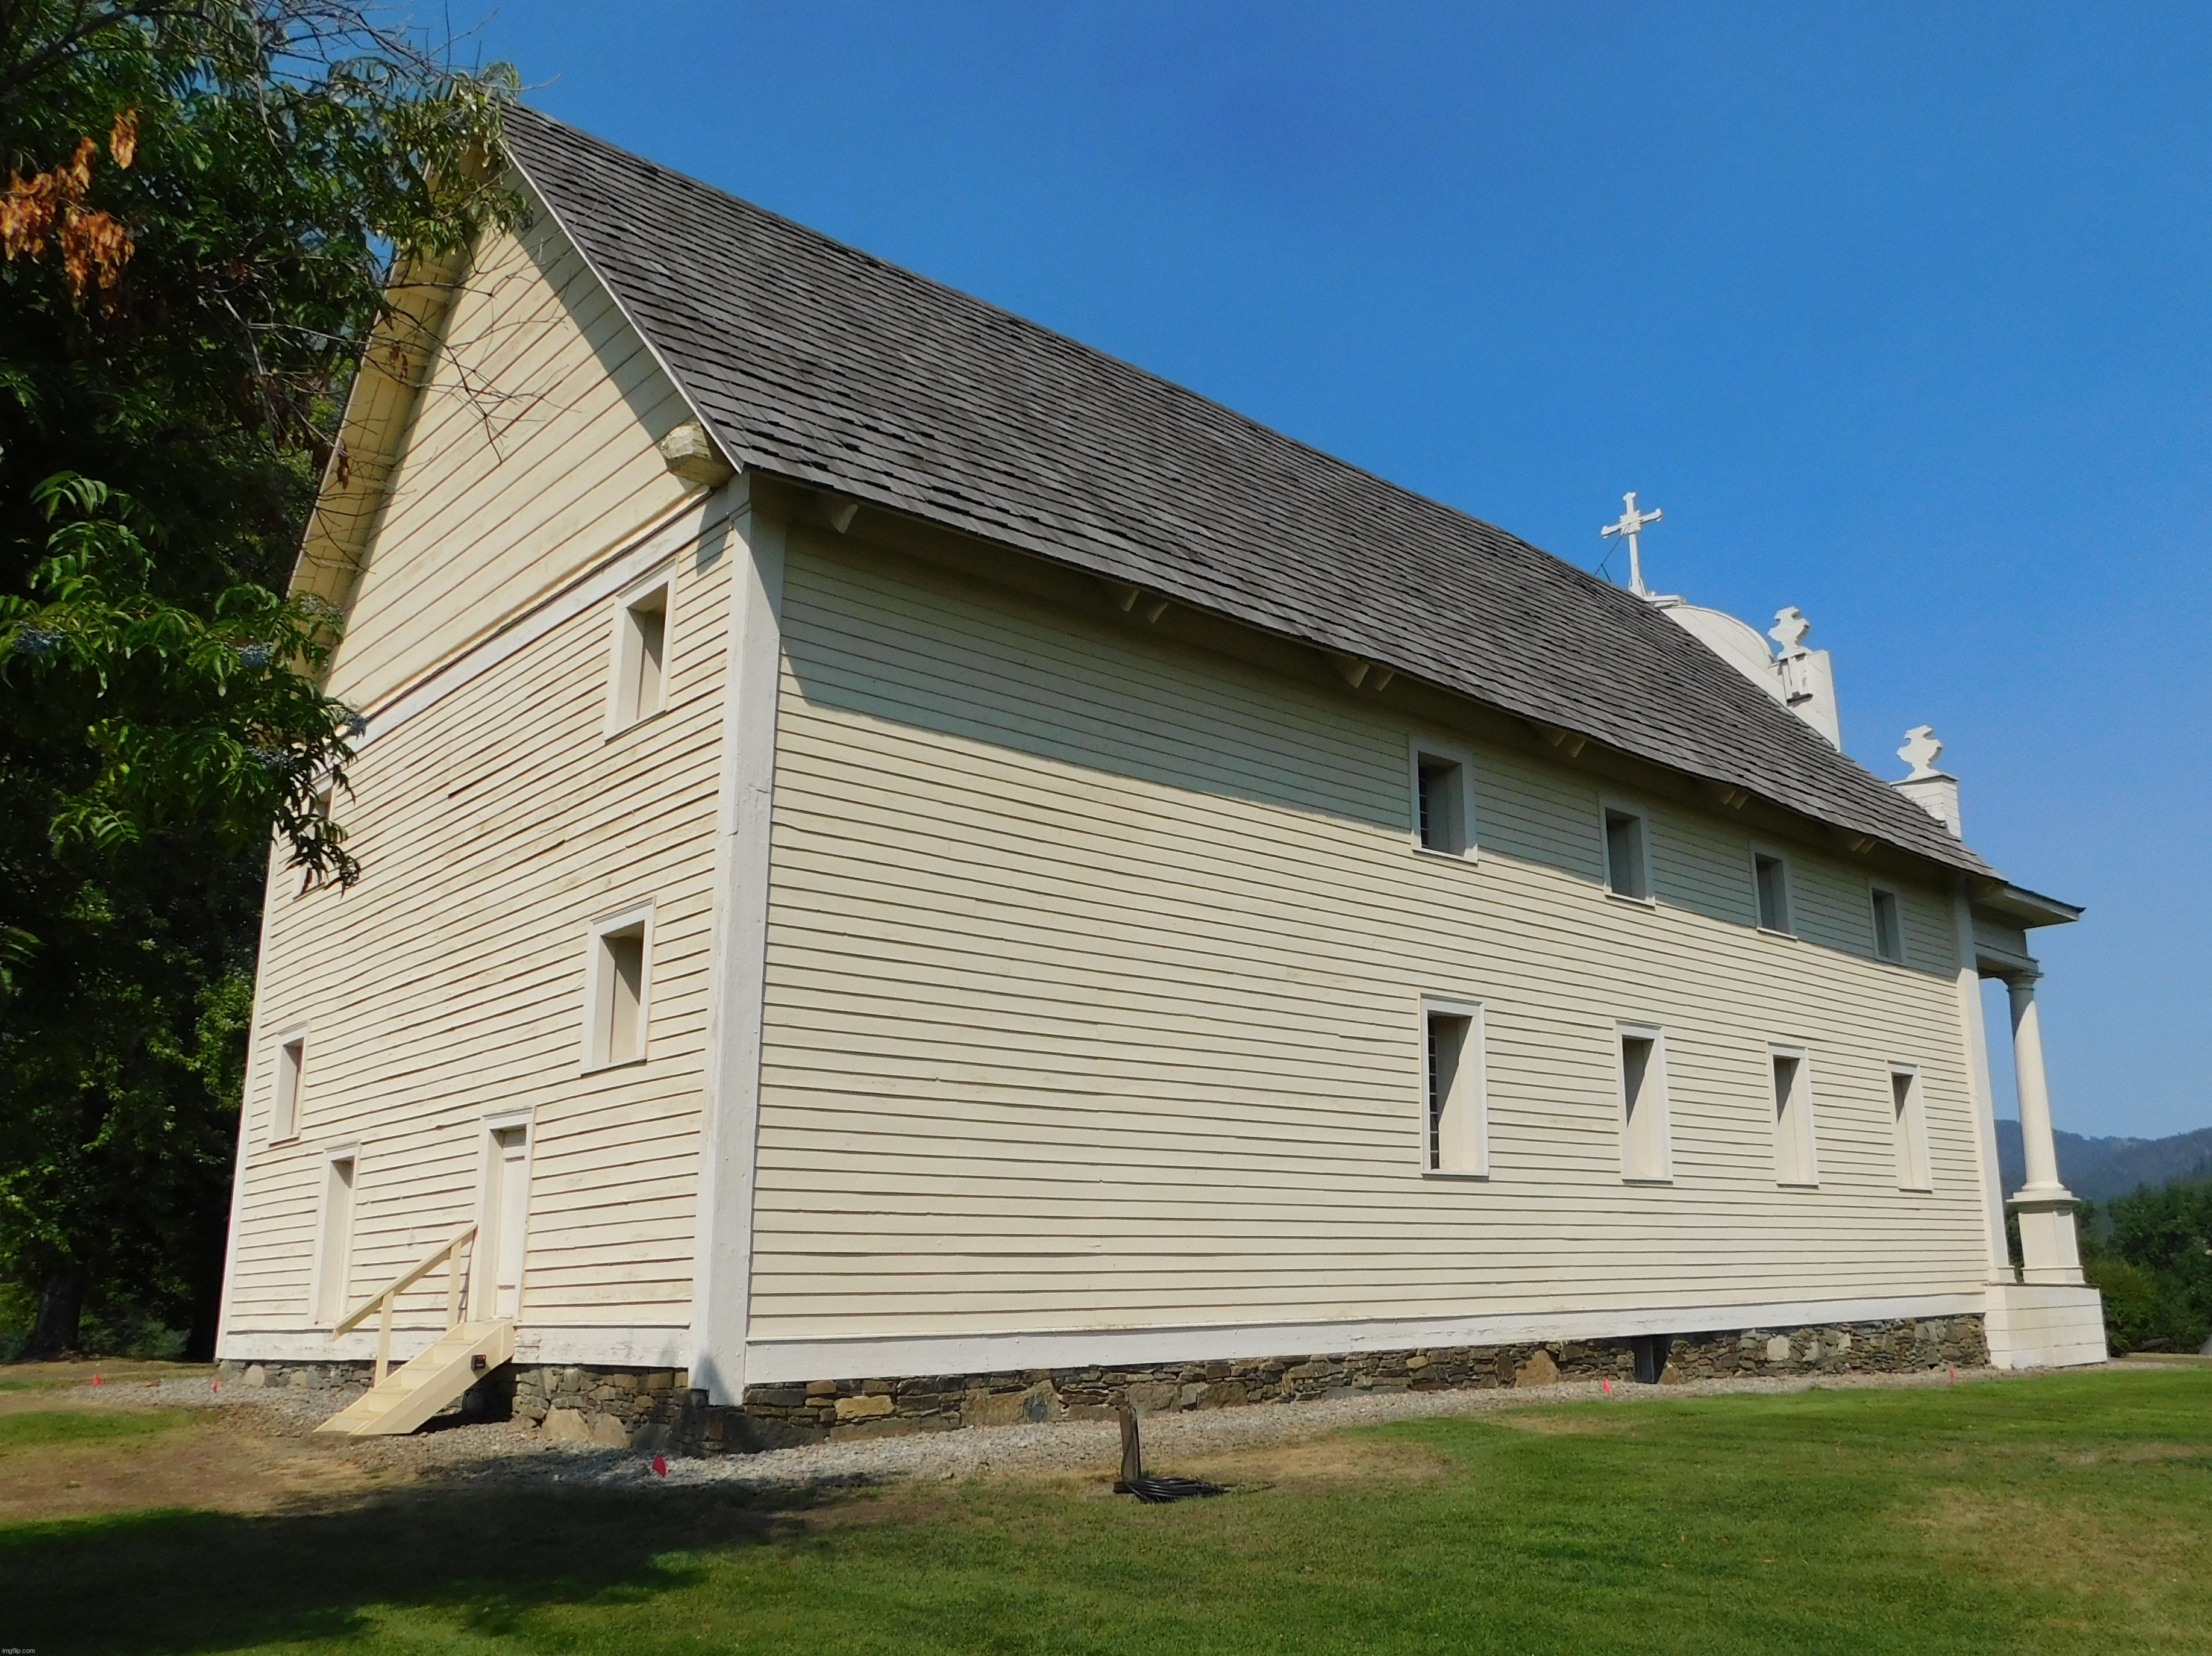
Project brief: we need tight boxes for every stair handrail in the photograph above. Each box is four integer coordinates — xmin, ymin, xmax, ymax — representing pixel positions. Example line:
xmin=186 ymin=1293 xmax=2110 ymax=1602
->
xmin=332 ymin=1223 xmax=478 ymax=1385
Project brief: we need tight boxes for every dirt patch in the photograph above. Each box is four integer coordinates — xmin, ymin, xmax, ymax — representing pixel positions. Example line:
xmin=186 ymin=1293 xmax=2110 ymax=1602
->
xmin=1483 ymin=1410 xmax=1640 ymax=1437
xmin=0 ymin=1405 xmax=388 ymax=1523
xmin=1170 ymin=1431 xmax=1457 ymax=1489
xmin=2052 ymin=1441 xmax=2212 ymax=1466
xmin=1916 ymin=1489 xmax=2212 ymax=1610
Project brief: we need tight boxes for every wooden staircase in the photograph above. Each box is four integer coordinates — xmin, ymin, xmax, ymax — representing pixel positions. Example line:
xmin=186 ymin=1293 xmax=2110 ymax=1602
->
xmin=313 ymin=1319 xmax=515 ymax=1439
xmin=313 ymin=1222 xmax=515 ymax=1439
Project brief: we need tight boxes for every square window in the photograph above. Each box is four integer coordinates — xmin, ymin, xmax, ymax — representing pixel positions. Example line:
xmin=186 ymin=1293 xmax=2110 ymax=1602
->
xmin=1605 ymin=808 xmax=1650 ymax=899
xmin=587 ymin=911 xmax=652 ymax=1068
xmin=1423 ymin=999 xmax=1486 ymax=1174
xmin=1772 ymin=1047 xmax=1817 ymax=1186
xmin=272 ymin=1036 xmax=305 ymax=1143
xmin=1619 ymin=1026 xmax=1670 ymax=1181
xmin=1871 ymin=887 xmax=1904 ymax=963
xmin=610 ymin=584 xmax=669 ymax=730
xmin=1891 ymin=1066 xmax=1931 ymax=1190
xmin=1414 ymin=751 xmax=1471 ymax=857
xmin=1753 ymin=852 xmax=1792 ymax=934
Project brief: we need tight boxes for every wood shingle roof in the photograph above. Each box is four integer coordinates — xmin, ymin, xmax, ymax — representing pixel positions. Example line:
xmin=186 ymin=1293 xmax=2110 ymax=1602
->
xmin=505 ymin=105 xmax=1998 ymax=881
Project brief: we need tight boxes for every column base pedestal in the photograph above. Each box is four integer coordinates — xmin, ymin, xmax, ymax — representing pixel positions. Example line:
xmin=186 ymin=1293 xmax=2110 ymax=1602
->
xmin=2009 ymin=1188 xmax=2087 ymax=1286
xmin=1984 ymin=1282 xmax=2107 ymax=1369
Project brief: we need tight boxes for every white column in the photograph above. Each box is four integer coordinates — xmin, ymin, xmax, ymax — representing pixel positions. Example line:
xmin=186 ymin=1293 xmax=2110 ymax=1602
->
xmin=1950 ymin=889 xmax=2013 ymax=1282
xmin=2008 ymin=976 xmax=2064 ymax=1195
xmin=2005 ymin=972 xmax=2084 ymax=1287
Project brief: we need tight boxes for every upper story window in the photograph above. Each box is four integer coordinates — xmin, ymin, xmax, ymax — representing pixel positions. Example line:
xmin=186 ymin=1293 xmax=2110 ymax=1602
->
xmin=1753 ymin=849 xmax=1793 ymax=934
xmin=271 ymin=1033 xmax=306 ymax=1143
xmin=585 ymin=903 xmax=654 ymax=1069
xmin=1870 ymin=886 xmax=1905 ymax=963
xmin=1603 ymin=805 xmax=1652 ymax=901
xmin=608 ymin=580 xmax=671 ymax=732
xmin=1409 ymin=739 xmax=1475 ymax=859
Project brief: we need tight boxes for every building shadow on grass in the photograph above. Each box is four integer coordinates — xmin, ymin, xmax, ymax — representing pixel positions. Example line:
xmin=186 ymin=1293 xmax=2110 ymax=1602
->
xmin=3 ymin=1475 xmax=865 ymax=1654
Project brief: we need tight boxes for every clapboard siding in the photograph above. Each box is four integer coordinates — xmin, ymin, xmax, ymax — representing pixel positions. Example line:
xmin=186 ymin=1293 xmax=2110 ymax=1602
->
xmin=322 ymin=213 xmax=696 ymax=711
xmin=225 ymin=555 xmax=727 ymax=1337
xmin=223 ymin=218 xmax=2010 ymax=1368
xmin=750 ymin=528 xmax=1987 ymax=1343
xmin=221 ymin=218 xmax=727 ymax=1349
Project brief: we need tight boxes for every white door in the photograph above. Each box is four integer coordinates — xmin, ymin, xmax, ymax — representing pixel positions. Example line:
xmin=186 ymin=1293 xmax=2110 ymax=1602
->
xmin=313 ymin=1157 xmax=356 ymax=1325
xmin=489 ymin=1127 xmax=530 ymax=1320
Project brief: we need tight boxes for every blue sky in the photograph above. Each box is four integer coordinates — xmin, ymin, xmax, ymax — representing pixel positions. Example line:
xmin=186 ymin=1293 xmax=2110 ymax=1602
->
xmin=471 ymin=2 xmax=2211 ymax=1140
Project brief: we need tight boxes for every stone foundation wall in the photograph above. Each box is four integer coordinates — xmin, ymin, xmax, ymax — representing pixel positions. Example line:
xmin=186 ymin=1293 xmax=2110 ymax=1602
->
xmin=718 ymin=1314 xmax=1987 ymax=1451
xmin=219 ymin=1313 xmax=1987 ymax=1455
xmin=214 ymin=1356 xmax=700 ymax=1449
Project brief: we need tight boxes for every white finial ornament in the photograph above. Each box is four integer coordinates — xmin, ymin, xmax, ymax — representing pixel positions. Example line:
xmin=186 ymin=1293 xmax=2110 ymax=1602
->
xmin=1768 ymin=607 xmax=1811 ymax=653
xmin=1600 ymin=492 xmax=1664 ymax=596
xmin=1897 ymin=725 xmax=1945 ymax=780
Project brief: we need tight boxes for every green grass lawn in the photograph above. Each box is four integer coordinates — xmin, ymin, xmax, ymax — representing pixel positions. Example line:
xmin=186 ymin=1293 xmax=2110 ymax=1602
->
xmin=3 ymin=1369 xmax=2207 ymax=1654
xmin=0 ymin=1406 xmax=189 ymax=1449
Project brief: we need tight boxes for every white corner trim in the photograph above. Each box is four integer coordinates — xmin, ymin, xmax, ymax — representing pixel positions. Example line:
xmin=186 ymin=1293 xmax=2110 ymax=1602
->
xmin=689 ymin=492 xmax=788 ymax=1405
xmin=739 ymin=1292 xmax=1992 ymax=1385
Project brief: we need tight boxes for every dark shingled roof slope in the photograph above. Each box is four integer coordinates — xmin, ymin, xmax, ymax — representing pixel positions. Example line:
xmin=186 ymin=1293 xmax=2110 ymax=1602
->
xmin=504 ymin=106 xmax=1996 ymax=881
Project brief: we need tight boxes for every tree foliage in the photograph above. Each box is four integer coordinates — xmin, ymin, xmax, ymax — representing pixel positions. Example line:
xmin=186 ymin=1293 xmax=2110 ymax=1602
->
xmin=0 ymin=2 xmax=515 ymax=1357
xmin=2080 ymin=1180 xmax=2212 ymax=1355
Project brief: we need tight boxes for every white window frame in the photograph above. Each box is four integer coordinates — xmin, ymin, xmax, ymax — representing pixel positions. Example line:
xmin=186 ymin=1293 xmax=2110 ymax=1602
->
xmin=1769 ymin=1042 xmax=1820 ymax=1187
xmin=582 ymin=900 xmax=656 ymax=1071
xmin=1600 ymin=799 xmax=1655 ymax=904
xmin=1890 ymin=1063 xmax=1932 ymax=1192
xmin=1406 ymin=736 xmax=1478 ymax=863
xmin=604 ymin=570 xmax=674 ymax=736
xmin=307 ymin=1143 xmax=359 ymax=1328
xmin=471 ymin=1107 xmax=536 ymax=1322
xmin=268 ymin=1025 xmax=309 ymax=1145
xmin=1750 ymin=844 xmax=1795 ymax=937
xmin=1869 ymin=883 xmax=1907 ymax=964
xmin=1419 ymin=994 xmax=1488 ymax=1178
xmin=1617 ymin=1021 xmax=1672 ymax=1182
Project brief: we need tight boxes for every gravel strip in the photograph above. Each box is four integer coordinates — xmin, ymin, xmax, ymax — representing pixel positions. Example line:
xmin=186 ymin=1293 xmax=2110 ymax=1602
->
xmin=653 ymin=1363 xmax=2029 ymax=1492
xmin=67 ymin=1360 xmax=2143 ymax=1497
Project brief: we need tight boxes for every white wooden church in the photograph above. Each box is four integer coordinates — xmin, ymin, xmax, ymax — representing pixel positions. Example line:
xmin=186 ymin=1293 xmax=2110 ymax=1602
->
xmin=214 ymin=108 xmax=2104 ymax=1442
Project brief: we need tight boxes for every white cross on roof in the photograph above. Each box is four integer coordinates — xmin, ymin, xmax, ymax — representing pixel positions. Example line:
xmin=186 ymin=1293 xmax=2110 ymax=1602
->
xmin=1600 ymin=492 xmax=1663 ymax=596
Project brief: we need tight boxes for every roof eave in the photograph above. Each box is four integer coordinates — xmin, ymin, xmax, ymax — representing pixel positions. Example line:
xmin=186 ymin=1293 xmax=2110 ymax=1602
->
xmin=1975 ymin=881 xmax=2084 ymax=930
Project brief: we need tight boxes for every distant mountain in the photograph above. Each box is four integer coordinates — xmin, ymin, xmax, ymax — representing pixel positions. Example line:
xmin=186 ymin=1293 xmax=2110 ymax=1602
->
xmin=1994 ymin=1119 xmax=2212 ymax=1203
